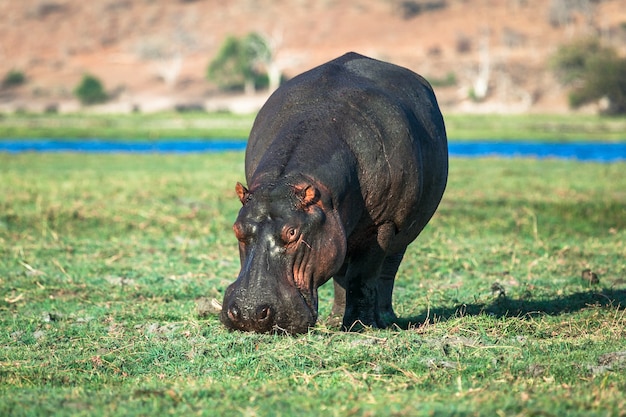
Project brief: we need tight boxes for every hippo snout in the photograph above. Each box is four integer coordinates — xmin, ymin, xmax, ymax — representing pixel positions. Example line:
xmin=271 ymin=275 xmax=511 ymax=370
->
xmin=223 ymin=301 xmax=275 ymax=333
xmin=220 ymin=279 xmax=318 ymax=334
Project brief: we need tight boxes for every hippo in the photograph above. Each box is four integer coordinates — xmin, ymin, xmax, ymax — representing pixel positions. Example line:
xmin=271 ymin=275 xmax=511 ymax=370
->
xmin=221 ymin=52 xmax=448 ymax=334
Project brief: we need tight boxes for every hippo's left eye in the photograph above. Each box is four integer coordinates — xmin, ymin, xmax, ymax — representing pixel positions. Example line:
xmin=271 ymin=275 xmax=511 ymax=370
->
xmin=281 ymin=226 xmax=299 ymax=244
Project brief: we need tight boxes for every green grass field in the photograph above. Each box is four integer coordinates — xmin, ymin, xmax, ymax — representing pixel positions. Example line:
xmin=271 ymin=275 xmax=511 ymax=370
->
xmin=1 ymin=112 xmax=626 ymax=141
xmin=1 ymin=151 xmax=625 ymax=416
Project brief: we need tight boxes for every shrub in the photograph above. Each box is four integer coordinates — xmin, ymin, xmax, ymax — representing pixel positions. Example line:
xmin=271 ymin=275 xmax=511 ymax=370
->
xmin=455 ymin=33 xmax=472 ymax=54
xmin=397 ymin=1 xmax=447 ymax=20
xmin=36 ymin=2 xmax=66 ymax=17
xmin=568 ymin=55 xmax=626 ymax=115
xmin=551 ymin=38 xmax=626 ymax=115
xmin=550 ymin=38 xmax=616 ymax=85
xmin=207 ymin=36 xmax=245 ymax=91
xmin=548 ymin=0 xmax=594 ymax=28
xmin=74 ymin=74 xmax=108 ymax=105
xmin=428 ymin=72 xmax=457 ymax=87
xmin=3 ymin=70 xmax=25 ymax=88
xmin=206 ymin=33 xmax=271 ymax=93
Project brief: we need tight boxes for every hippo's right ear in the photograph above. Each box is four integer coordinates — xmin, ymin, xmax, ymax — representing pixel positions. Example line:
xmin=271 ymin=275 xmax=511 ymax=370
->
xmin=235 ymin=182 xmax=250 ymax=205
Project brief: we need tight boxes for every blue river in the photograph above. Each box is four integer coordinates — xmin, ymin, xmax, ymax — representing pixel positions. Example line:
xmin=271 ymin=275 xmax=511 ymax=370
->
xmin=1 ymin=140 xmax=625 ymax=162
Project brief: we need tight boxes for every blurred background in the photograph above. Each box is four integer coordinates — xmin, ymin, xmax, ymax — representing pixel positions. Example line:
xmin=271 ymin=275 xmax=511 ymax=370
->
xmin=1 ymin=0 xmax=625 ymax=115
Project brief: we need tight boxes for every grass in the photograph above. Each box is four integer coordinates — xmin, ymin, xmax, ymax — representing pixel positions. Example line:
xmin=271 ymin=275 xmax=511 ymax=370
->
xmin=444 ymin=113 xmax=626 ymax=141
xmin=0 ymin=111 xmax=625 ymax=141
xmin=0 ymin=112 xmax=256 ymax=140
xmin=1 ymin=152 xmax=625 ymax=416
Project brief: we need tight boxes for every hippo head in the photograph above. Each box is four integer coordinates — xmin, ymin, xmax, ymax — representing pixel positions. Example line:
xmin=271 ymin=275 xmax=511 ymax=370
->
xmin=221 ymin=179 xmax=347 ymax=334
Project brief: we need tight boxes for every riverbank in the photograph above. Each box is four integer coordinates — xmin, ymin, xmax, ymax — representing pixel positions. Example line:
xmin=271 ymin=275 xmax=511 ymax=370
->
xmin=1 ymin=112 xmax=626 ymax=142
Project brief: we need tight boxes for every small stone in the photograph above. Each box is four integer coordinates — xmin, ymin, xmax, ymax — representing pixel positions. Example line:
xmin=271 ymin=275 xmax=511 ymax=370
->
xmin=491 ymin=282 xmax=506 ymax=297
xmin=197 ymin=297 xmax=222 ymax=317
xmin=581 ymin=269 xmax=599 ymax=285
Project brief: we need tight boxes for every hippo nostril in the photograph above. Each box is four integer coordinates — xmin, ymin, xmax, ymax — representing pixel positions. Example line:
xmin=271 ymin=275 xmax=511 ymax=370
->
xmin=227 ymin=304 xmax=241 ymax=323
xmin=256 ymin=304 xmax=272 ymax=322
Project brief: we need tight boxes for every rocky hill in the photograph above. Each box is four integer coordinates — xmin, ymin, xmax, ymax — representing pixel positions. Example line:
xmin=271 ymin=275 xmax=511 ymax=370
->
xmin=1 ymin=0 xmax=625 ymax=114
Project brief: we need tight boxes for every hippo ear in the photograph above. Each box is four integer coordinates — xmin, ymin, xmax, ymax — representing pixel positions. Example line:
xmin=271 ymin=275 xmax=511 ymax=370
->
xmin=294 ymin=184 xmax=320 ymax=208
xmin=235 ymin=182 xmax=249 ymax=205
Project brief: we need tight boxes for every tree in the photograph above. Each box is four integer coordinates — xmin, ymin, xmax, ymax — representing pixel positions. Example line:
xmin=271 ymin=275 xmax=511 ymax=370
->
xmin=207 ymin=36 xmax=246 ymax=92
xmin=2 ymin=70 xmax=25 ymax=88
xmin=243 ymin=32 xmax=272 ymax=92
xmin=207 ymin=33 xmax=272 ymax=94
xmin=551 ymin=38 xmax=626 ymax=115
xmin=548 ymin=0 xmax=595 ymax=28
xmin=74 ymin=74 xmax=108 ymax=105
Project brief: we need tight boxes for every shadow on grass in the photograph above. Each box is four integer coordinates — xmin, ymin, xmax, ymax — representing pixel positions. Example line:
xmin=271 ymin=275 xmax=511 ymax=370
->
xmin=398 ymin=288 xmax=626 ymax=329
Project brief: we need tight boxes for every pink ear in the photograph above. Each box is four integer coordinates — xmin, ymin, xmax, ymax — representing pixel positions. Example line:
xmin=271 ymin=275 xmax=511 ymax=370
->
xmin=294 ymin=185 xmax=320 ymax=208
xmin=235 ymin=182 xmax=249 ymax=205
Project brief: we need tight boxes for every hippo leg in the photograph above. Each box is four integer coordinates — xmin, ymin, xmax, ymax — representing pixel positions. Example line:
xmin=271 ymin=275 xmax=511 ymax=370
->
xmin=331 ymin=264 xmax=348 ymax=319
xmin=376 ymin=250 xmax=406 ymax=327
xmin=331 ymin=251 xmax=403 ymax=330
xmin=341 ymin=223 xmax=397 ymax=331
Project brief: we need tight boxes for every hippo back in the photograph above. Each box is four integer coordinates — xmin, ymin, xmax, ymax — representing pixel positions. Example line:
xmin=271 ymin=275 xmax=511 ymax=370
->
xmin=245 ymin=52 xmax=448 ymax=253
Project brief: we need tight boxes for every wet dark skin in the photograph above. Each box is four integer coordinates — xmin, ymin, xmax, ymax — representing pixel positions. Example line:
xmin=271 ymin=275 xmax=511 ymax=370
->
xmin=221 ymin=52 xmax=448 ymax=334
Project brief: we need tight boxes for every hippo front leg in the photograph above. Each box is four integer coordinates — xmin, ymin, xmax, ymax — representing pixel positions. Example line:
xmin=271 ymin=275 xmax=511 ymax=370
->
xmin=331 ymin=264 xmax=348 ymax=319
xmin=333 ymin=253 xmax=402 ymax=328
xmin=341 ymin=251 xmax=386 ymax=330
xmin=341 ymin=223 xmax=399 ymax=331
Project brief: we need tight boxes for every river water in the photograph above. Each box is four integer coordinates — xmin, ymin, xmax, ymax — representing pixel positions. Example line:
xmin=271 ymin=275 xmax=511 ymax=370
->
xmin=1 ymin=140 xmax=625 ymax=162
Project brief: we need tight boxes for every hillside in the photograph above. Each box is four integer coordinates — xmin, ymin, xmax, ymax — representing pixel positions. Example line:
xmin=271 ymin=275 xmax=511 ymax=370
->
xmin=1 ymin=0 xmax=625 ymax=114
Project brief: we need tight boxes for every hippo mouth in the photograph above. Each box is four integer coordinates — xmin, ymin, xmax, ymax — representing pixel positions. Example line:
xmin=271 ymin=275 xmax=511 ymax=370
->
xmin=266 ymin=280 xmax=317 ymax=334
xmin=286 ymin=285 xmax=318 ymax=332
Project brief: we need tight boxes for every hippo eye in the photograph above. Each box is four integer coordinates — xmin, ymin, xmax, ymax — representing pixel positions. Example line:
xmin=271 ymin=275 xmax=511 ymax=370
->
xmin=282 ymin=226 xmax=299 ymax=244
